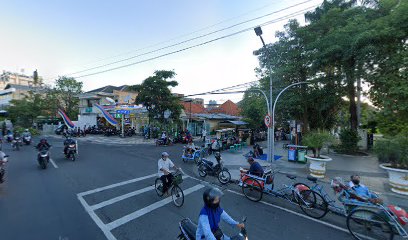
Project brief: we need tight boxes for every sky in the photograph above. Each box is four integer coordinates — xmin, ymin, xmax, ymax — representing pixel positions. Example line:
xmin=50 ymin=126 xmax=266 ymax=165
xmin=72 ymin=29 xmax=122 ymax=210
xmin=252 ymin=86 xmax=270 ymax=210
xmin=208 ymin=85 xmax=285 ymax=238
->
xmin=0 ymin=0 xmax=323 ymax=104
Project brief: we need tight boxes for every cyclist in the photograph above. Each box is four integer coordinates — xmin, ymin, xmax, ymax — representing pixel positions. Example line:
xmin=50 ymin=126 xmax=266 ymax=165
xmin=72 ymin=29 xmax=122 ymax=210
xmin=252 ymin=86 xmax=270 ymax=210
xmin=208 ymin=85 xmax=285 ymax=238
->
xmin=158 ymin=152 xmax=178 ymax=194
xmin=196 ymin=187 xmax=244 ymax=240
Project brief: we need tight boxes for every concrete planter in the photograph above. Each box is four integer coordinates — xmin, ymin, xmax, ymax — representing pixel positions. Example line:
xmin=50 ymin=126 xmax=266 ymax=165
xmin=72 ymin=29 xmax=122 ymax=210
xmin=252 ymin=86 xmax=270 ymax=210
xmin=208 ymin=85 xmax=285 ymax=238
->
xmin=305 ymin=155 xmax=332 ymax=178
xmin=380 ymin=164 xmax=408 ymax=196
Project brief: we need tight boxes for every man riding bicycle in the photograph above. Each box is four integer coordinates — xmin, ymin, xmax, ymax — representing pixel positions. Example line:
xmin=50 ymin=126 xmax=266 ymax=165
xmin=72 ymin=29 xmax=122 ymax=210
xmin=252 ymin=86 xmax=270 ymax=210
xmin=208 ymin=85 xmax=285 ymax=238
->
xmin=158 ymin=152 xmax=178 ymax=194
xmin=196 ymin=187 xmax=244 ymax=240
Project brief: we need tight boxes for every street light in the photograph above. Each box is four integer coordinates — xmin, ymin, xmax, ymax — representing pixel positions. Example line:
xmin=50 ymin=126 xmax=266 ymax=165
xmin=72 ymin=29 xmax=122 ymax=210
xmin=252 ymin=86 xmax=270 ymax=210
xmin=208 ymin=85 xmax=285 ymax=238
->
xmin=254 ymin=26 xmax=274 ymax=162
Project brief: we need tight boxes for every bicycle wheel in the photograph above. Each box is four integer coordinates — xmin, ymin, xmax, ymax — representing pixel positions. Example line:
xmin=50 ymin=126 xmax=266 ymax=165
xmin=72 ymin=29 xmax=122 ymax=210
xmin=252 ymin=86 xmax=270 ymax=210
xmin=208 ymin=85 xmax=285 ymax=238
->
xmin=171 ymin=185 xmax=184 ymax=207
xmin=292 ymin=182 xmax=311 ymax=203
xmin=242 ymin=178 xmax=263 ymax=202
xmin=297 ymin=189 xmax=328 ymax=219
xmin=347 ymin=209 xmax=394 ymax=240
xmin=218 ymin=170 xmax=231 ymax=185
xmin=155 ymin=178 xmax=164 ymax=197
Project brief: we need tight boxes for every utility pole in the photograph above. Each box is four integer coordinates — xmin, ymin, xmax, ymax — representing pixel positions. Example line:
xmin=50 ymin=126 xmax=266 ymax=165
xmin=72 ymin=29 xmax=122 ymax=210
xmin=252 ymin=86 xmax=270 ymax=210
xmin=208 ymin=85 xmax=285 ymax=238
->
xmin=254 ymin=26 xmax=274 ymax=162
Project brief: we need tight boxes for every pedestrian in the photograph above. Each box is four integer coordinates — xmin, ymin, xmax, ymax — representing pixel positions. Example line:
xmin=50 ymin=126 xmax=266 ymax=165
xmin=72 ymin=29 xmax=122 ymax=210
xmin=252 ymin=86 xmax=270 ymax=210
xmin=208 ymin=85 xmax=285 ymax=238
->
xmin=202 ymin=128 xmax=207 ymax=142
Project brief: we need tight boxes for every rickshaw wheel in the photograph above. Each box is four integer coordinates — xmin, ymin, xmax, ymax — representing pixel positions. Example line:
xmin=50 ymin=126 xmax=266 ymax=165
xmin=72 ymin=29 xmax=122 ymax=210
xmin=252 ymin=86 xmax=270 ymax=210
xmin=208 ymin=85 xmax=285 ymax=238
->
xmin=347 ymin=208 xmax=394 ymax=240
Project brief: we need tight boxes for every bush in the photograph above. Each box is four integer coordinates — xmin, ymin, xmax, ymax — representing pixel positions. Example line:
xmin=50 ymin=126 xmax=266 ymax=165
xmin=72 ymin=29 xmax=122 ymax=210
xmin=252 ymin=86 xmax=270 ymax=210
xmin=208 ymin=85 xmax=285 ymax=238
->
xmin=337 ymin=129 xmax=361 ymax=153
xmin=302 ymin=131 xmax=334 ymax=158
xmin=29 ymin=128 xmax=40 ymax=136
xmin=374 ymin=136 xmax=408 ymax=170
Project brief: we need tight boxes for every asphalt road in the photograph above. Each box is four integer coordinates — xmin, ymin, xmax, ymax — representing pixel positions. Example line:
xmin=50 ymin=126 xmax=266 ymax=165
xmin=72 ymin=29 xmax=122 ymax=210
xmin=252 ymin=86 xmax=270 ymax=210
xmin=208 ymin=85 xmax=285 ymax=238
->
xmin=0 ymin=136 xmax=373 ymax=240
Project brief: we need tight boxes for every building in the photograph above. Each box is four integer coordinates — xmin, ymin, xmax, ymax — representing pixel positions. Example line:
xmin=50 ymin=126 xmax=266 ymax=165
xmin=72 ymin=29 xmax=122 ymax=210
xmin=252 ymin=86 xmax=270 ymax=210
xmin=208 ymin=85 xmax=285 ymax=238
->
xmin=0 ymin=71 xmax=41 ymax=109
xmin=0 ymin=71 xmax=36 ymax=89
xmin=180 ymin=99 xmax=246 ymax=135
xmin=77 ymin=85 xmax=147 ymax=130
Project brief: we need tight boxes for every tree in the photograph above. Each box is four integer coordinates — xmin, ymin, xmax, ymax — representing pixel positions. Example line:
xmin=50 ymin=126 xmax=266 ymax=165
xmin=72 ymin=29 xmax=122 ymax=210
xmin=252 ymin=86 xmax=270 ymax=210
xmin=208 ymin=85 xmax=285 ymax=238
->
xmin=239 ymin=86 xmax=267 ymax=129
xmin=53 ymin=76 xmax=83 ymax=120
xmin=130 ymin=70 xmax=182 ymax=123
xmin=7 ymin=92 xmax=48 ymax=127
xmin=249 ymin=19 xmax=344 ymax=131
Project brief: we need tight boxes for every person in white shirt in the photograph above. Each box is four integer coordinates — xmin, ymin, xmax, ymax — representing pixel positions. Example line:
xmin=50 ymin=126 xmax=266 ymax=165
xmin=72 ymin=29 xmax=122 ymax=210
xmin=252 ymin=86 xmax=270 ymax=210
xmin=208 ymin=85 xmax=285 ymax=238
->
xmin=202 ymin=129 xmax=207 ymax=142
xmin=158 ymin=152 xmax=178 ymax=194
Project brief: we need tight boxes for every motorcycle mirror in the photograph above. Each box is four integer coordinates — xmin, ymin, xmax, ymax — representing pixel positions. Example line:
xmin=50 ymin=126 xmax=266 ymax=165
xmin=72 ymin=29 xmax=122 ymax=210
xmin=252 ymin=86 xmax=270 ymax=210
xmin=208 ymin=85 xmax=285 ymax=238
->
xmin=241 ymin=216 xmax=247 ymax=223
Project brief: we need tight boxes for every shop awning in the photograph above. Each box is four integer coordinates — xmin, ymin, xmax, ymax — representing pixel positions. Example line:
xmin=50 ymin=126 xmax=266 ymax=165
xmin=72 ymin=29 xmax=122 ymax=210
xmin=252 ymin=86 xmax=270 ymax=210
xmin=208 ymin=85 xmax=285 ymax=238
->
xmin=227 ymin=120 xmax=248 ymax=125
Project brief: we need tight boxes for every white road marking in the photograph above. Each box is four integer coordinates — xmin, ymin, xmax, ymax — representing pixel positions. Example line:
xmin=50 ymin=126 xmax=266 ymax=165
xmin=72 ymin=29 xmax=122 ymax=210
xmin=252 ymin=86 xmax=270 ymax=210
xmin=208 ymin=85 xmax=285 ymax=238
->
xmin=90 ymin=185 xmax=155 ymax=211
xmin=78 ymin=173 xmax=157 ymax=197
xmin=227 ymin=189 xmax=351 ymax=234
xmin=106 ymin=184 xmax=205 ymax=231
xmin=49 ymin=158 xmax=58 ymax=169
xmin=77 ymin=195 xmax=117 ymax=240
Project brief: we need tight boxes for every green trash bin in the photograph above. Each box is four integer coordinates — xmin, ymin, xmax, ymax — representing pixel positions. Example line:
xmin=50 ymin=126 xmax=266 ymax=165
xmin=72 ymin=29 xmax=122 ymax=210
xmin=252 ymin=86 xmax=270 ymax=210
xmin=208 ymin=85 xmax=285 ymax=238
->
xmin=297 ymin=149 xmax=307 ymax=163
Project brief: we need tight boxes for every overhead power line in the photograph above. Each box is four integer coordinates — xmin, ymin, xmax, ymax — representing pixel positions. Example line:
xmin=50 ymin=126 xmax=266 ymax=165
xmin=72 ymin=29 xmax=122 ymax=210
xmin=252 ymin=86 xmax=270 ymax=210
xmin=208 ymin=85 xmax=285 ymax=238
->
xmin=61 ymin=0 xmax=314 ymax=78
xmin=74 ymin=5 xmax=318 ymax=79
xmin=67 ymin=1 xmax=284 ymax=69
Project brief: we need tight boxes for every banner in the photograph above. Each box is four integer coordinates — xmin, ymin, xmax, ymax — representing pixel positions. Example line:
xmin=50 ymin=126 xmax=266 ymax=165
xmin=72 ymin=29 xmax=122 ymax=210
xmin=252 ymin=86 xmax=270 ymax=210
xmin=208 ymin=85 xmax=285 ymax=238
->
xmin=57 ymin=109 xmax=75 ymax=129
xmin=94 ymin=104 xmax=118 ymax=126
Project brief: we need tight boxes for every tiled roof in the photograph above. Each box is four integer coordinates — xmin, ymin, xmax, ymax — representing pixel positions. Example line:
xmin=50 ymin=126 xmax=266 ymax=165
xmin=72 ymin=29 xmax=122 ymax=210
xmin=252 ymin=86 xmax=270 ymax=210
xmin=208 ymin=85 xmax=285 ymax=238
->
xmin=180 ymin=101 xmax=207 ymax=114
xmin=208 ymin=100 xmax=241 ymax=116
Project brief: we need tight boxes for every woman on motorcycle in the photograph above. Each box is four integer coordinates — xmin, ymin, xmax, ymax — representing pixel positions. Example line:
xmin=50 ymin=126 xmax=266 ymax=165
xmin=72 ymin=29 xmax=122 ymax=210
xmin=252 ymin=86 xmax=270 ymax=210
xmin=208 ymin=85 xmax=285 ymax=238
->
xmin=196 ymin=188 xmax=244 ymax=240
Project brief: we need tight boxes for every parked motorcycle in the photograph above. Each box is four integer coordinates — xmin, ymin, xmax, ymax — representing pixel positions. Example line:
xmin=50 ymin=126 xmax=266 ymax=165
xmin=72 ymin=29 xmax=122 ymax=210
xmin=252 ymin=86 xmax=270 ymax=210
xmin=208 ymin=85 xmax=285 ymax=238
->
xmin=0 ymin=153 xmax=9 ymax=183
xmin=177 ymin=216 xmax=247 ymax=240
xmin=23 ymin=135 xmax=32 ymax=145
xmin=197 ymin=152 xmax=231 ymax=184
xmin=37 ymin=147 xmax=50 ymax=169
xmin=12 ymin=137 xmax=22 ymax=151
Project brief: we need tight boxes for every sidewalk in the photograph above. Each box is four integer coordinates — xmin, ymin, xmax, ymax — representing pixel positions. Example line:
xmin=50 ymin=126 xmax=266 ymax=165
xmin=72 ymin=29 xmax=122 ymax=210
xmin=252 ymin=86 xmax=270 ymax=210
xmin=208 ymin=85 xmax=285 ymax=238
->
xmin=43 ymin=134 xmax=156 ymax=145
xmin=205 ymin=141 xmax=408 ymax=209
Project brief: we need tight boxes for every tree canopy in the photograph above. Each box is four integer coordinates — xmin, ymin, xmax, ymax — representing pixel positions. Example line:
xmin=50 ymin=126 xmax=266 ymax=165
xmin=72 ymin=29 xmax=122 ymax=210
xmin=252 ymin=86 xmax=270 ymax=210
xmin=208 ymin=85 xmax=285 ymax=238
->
xmin=130 ymin=70 xmax=182 ymax=123
xmin=241 ymin=0 xmax=407 ymax=136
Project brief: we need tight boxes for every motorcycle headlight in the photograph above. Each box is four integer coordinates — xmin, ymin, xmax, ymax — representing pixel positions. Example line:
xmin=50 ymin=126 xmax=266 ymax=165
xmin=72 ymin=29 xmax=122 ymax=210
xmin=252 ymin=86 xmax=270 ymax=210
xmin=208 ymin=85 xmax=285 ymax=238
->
xmin=69 ymin=144 xmax=75 ymax=148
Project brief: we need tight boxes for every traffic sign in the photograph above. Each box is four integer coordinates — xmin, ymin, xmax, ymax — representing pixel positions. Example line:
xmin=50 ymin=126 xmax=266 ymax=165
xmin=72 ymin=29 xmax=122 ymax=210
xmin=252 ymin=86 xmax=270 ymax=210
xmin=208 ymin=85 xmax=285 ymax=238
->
xmin=116 ymin=110 xmax=130 ymax=115
xmin=264 ymin=115 xmax=272 ymax=128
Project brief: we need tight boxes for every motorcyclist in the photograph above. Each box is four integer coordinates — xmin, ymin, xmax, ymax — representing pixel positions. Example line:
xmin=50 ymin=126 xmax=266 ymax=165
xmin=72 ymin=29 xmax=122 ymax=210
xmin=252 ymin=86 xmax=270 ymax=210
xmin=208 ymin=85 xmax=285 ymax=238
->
xmin=196 ymin=188 xmax=244 ymax=240
xmin=36 ymin=139 xmax=51 ymax=162
xmin=160 ymin=131 xmax=167 ymax=144
xmin=63 ymin=136 xmax=76 ymax=155
xmin=36 ymin=138 xmax=51 ymax=151
xmin=22 ymin=129 xmax=31 ymax=137
xmin=13 ymin=130 xmax=21 ymax=139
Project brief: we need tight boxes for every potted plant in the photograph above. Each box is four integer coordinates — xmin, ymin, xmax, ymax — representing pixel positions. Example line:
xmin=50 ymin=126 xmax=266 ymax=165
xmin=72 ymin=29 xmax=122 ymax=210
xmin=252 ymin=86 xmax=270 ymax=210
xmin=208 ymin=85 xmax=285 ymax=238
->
xmin=376 ymin=136 xmax=408 ymax=195
xmin=303 ymin=131 xmax=335 ymax=178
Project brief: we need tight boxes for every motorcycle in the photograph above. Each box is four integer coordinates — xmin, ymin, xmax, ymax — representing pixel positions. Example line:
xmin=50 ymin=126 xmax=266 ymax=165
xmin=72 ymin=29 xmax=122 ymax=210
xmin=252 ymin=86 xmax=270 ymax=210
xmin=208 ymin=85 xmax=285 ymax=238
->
xmin=156 ymin=137 xmax=172 ymax=146
xmin=197 ymin=152 xmax=231 ymax=184
xmin=37 ymin=147 xmax=50 ymax=169
xmin=65 ymin=142 xmax=77 ymax=161
xmin=12 ymin=137 xmax=22 ymax=151
xmin=177 ymin=216 xmax=247 ymax=240
xmin=6 ymin=133 xmax=13 ymax=143
xmin=0 ymin=153 xmax=9 ymax=183
xmin=23 ymin=135 xmax=32 ymax=145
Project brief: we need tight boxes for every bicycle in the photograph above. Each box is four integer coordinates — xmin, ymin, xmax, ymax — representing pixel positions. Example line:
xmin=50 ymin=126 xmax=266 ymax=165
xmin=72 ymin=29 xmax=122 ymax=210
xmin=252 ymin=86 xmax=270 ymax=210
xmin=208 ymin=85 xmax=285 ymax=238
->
xmin=154 ymin=169 xmax=185 ymax=207
xmin=239 ymin=168 xmax=327 ymax=219
xmin=298 ymin=176 xmax=408 ymax=239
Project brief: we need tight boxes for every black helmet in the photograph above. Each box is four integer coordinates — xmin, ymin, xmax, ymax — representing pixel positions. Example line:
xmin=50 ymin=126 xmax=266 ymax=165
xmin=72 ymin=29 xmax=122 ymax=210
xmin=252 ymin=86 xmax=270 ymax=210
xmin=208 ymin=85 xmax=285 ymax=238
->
xmin=203 ymin=187 xmax=223 ymax=209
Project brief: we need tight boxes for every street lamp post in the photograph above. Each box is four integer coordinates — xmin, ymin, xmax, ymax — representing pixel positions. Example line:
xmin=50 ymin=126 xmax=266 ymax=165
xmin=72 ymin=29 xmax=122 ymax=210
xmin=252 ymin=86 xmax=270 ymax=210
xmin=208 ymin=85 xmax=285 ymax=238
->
xmin=254 ymin=26 xmax=274 ymax=162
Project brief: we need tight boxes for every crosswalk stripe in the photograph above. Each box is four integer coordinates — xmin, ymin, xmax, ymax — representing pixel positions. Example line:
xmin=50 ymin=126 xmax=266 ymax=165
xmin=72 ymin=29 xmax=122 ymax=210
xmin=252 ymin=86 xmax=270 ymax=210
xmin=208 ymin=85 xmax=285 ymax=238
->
xmin=90 ymin=185 xmax=155 ymax=211
xmin=78 ymin=173 xmax=157 ymax=197
xmin=106 ymin=184 xmax=205 ymax=231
